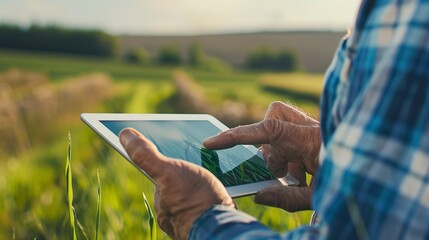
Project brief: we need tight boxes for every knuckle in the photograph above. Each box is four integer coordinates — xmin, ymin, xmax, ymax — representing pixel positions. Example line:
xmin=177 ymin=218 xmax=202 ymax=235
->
xmin=266 ymin=101 xmax=284 ymax=117
xmin=220 ymin=129 xmax=233 ymax=144
xmin=262 ymin=118 xmax=283 ymax=143
xmin=277 ymin=191 xmax=290 ymax=209
xmin=158 ymin=215 xmax=174 ymax=237
xmin=267 ymin=161 xmax=287 ymax=177
xmin=224 ymin=127 xmax=240 ymax=145
xmin=126 ymin=138 xmax=157 ymax=167
xmin=268 ymin=101 xmax=284 ymax=112
xmin=130 ymin=147 xmax=148 ymax=165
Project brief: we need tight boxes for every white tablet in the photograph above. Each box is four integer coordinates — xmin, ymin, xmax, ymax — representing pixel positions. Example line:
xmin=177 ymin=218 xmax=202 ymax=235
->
xmin=81 ymin=113 xmax=299 ymax=198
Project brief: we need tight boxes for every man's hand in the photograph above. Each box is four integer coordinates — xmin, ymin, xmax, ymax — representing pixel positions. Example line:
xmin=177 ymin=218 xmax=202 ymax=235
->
xmin=120 ymin=128 xmax=234 ymax=240
xmin=204 ymin=101 xmax=321 ymax=212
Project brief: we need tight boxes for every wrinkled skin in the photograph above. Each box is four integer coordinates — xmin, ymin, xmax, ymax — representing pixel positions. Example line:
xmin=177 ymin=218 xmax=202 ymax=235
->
xmin=120 ymin=128 xmax=234 ymax=240
xmin=119 ymin=101 xmax=321 ymax=239
xmin=204 ymin=101 xmax=321 ymax=211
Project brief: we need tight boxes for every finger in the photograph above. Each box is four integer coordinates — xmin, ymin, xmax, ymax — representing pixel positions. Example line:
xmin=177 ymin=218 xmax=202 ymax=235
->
xmin=154 ymin=189 xmax=175 ymax=238
xmin=287 ymin=163 xmax=307 ymax=187
xmin=265 ymin=101 xmax=318 ymax=125
xmin=203 ymin=122 xmax=270 ymax=149
xmin=254 ymin=185 xmax=312 ymax=212
xmin=266 ymin=146 xmax=288 ymax=177
xmin=204 ymin=119 xmax=293 ymax=150
xmin=260 ymin=144 xmax=289 ymax=178
xmin=261 ymin=144 xmax=270 ymax=160
xmin=119 ymin=128 xmax=171 ymax=181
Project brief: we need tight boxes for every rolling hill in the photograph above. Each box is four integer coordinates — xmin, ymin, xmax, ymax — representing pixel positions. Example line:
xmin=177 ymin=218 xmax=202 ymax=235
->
xmin=120 ymin=31 xmax=346 ymax=73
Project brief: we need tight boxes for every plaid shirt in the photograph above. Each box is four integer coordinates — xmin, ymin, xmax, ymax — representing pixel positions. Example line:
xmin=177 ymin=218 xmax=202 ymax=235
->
xmin=190 ymin=0 xmax=429 ymax=239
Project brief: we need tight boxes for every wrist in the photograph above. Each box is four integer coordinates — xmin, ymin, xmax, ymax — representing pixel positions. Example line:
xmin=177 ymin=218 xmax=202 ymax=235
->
xmin=189 ymin=204 xmax=251 ymax=240
xmin=179 ymin=202 xmax=236 ymax=239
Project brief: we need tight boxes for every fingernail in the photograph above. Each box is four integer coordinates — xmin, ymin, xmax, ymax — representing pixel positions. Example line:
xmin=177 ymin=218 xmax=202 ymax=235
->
xmin=119 ymin=128 xmax=139 ymax=146
xmin=203 ymin=136 xmax=216 ymax=145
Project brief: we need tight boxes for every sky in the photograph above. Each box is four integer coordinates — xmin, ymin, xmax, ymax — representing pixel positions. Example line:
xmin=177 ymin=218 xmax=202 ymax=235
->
xmin=0 ymin=0 xmax=361 ymax=35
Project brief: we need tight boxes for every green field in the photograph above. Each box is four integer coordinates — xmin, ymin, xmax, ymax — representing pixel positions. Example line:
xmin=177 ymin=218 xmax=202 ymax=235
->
xmin=0 ymin=49 xmax=323 ymax=239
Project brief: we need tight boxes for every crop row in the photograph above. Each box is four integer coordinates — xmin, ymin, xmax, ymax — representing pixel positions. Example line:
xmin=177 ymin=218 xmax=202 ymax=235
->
xmin=0 ymin=69 xmax=113 ymax=156
xmin=169 ymin=70 xmax=265 ymax=127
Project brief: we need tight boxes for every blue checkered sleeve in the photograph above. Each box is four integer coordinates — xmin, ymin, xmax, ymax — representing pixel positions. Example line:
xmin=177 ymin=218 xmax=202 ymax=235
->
xmin=189 ymin=0 xmax=429 ymax=239
xmin=189 ymin=205 xmax=320 ymax=240
xmin=316 ymin=0 xmax=429 ymax=239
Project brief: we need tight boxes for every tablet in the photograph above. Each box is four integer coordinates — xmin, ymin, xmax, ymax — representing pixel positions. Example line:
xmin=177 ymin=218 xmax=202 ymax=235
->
xmin=81 ymin=113 xmax=299 ymax=198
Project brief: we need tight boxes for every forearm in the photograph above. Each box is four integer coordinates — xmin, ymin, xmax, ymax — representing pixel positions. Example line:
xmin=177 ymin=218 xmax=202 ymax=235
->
xmin=189 ymin=205 xmax=282 ymax=240
xmin=190 ymin=205 xmax=321 ymax=240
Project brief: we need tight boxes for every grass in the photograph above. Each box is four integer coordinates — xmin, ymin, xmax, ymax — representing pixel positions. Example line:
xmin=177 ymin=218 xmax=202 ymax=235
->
xmin=260 ymin=73 xmax=324 ymax=96
xmin=64 ymin=135 xmax=103 ymax=240
xmin=189 ymin=70 xmax=321 ymax=118
xmin=143 ymin=193 xmax=156 ymax=240
xmin=0 ymin=49 xmax=322 ymax=239
xmin=259 ymin=73 xmax=324 ymax=116
xmin=95 ymin=170 xmax=101 ymax=240
xmin=65 ymin=132 xmax=78 ymax=240
xmin=0 ymin=48 xmax=175 ymax=82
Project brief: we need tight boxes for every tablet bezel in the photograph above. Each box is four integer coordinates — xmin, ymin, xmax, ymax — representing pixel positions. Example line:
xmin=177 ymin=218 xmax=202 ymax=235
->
xmin=81 ymin=113 xmax=296 ymax=198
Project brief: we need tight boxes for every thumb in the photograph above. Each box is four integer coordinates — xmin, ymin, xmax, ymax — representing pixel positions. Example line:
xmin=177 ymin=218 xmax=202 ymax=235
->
xmin=254 ymin=185 xmax=312 ymax=212
xmin=119 ymin=128 xmax=170 ymax=182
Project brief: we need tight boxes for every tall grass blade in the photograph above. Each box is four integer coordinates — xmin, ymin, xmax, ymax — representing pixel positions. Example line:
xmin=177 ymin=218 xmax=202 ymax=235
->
xmin=143 ymin=192 xmax=156 ymax=240
xmin=65 ymin=132 xmax=79 ymax=240
xmin=95 ymin=169 xmax=101 ymax=240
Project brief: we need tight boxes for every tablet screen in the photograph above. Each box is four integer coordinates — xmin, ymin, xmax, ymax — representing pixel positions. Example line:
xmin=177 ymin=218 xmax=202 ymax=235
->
xmin=101 ymin=120 xmax=276 ymax=187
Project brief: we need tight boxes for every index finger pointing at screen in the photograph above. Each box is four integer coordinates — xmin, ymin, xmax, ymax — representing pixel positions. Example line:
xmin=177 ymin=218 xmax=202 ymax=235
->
xmin=203 ymin=119 xmax=286 ymax=150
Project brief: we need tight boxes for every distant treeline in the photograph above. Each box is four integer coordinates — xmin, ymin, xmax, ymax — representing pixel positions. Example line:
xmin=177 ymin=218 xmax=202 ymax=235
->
xmin=127 ymin=43 xmax=298 ymax=72
xmin=246 ymin=47 xmax=298 ymax=72
xmin=0 ymin=24 xmax=118 ymax=57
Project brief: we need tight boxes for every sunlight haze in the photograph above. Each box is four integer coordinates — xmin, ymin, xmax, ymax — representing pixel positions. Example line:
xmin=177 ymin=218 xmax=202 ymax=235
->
xmin=1 ymin=0 xmax=361 ymax=35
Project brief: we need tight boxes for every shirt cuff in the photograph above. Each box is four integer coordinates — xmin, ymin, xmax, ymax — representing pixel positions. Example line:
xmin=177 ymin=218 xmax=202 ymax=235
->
xmin=189 ymin=204 xmax=281 ymax=240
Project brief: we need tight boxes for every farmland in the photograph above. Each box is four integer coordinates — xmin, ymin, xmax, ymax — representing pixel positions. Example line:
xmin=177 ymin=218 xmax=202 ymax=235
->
xmin=0 ymin=48 xmax=324 ymax=239
xmin=120 ymin=31 xmax=344 ymax=72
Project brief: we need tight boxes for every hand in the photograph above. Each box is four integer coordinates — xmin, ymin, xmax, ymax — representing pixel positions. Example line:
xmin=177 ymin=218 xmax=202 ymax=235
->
xmin=120 ymin=128 xmax=235 ymax=240
xmin=204 ymin=101 xmax=321 ymax=212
